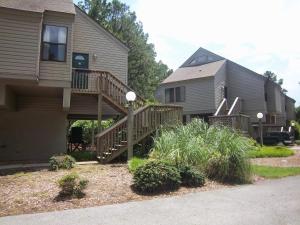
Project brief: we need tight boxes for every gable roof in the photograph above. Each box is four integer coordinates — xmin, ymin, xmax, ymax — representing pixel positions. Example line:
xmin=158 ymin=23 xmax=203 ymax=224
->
xmin=181 ymin=47 xmax=224 ymax=68
xmin=0 ymin=0 xmax=75 ymax=14
xmin=162 ymin=60 xmax=226 ymax=84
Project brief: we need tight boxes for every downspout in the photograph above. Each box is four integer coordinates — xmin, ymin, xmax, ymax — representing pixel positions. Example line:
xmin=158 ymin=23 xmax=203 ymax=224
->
xmin=35 ymin=12 xmax=44 ymax=82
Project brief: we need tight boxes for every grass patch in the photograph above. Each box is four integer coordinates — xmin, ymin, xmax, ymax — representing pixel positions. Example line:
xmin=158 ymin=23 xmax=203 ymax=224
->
xmin=248 ymin=146 xmax=294 ymax=158
xmin=252 ymin=165 xmax=300 ymax=178
xmin=128 ymin=157 xmax=148 ymax=173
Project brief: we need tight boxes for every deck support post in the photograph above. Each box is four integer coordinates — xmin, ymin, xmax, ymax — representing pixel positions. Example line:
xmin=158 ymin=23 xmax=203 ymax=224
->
xmin=98 ymin=93 xmax=103 ymax=133
xmin=127 ymin=102 xmax=134 ymax=160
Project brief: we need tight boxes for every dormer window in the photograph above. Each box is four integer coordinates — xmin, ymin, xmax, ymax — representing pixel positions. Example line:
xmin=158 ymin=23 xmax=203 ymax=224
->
xmin=42 ymin=25 xmax=67 ymax=62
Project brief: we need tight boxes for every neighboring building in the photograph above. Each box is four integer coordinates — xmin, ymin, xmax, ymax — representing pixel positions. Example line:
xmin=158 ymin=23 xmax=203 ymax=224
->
xmin=156 ymin=47 xmax=295 ymax=133
xmin=0 ymin=0 xmax=181 ymax=163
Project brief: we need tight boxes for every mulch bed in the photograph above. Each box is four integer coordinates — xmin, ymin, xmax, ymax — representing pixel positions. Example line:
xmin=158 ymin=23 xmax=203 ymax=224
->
xmin=0 ymin=164 xmax=231 ymax=217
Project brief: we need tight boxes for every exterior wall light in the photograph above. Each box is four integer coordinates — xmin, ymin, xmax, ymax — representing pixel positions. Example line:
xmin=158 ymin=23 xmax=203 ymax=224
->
xmin=126 ymin=91 xmax=136 ymax=102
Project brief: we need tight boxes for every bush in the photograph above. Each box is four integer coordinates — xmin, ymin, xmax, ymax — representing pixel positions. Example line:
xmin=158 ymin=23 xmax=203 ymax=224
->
xmin=69 ymin=151 xmax=96 ymax=161
xmin=150 ymin=119 xmax=253 ymax=183
xmin=205 ymin=151 xmax=251 ymax=183
xmin=128 ymin=157 xmax=148 ymax=173
xmin=49 ymin=155 xmax=76 ymax=171
xmin=58 ymin=172 xmax=88 ymax=197
xmin=178 ymin=166 xmax=205 ymax=187
xmin=248 ymin=146 xmax=294 ymax=158
xmin=133 ymin=161 xmax=181 ymax=193
xmin=296 ymin=140 xmax=300 ymax=145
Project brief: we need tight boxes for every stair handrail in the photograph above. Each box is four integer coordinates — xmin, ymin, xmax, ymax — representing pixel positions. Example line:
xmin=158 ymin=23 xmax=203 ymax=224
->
xmin=95 ymin=104 xmax=182 ymax=139
xmin=228 ymin=97 xmax=241 ymax=115
xmin=214 ymin=98 xmax=227 ymax=116
xmin=74 ymin=68 xmax=146 ymax=104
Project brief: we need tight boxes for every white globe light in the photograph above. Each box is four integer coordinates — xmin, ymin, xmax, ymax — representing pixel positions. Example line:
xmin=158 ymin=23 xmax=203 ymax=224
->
xmin=126 ymin=91 xmax=136 ymax=102
xmin=291 ymin=122 xmax=295 ymax=127
xmin=257 ymin=112 xmax=263 ymax=119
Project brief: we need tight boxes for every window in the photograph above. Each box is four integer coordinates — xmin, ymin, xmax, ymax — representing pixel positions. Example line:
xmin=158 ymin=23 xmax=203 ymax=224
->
xmin=42 ymin=25 xmax=67 ymax=62
xmin=189 ymin=55 xmax=207 ymax=66
xmin=165 ymin=86 xmax=185 ymax=103
xmin=73 ymin=53 xmax=89 ymax=69
xmin=224 ymin=86 xmax=228 ymax=99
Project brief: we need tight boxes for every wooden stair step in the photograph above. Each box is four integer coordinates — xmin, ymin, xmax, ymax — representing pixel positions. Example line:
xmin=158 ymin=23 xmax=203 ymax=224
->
xmin=115 ymin=144 xmax=126 ymax=147
xmin=97 ymin=156 xmax=106 ymax=160
xmin=103 ymin=152 xmax=112 ymax=155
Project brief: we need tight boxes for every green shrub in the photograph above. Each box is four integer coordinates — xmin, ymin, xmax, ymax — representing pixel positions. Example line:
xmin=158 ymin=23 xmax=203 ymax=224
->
xmin=150 ymin=119 xmax=253 ymax=183
xmin=178 ymin=165 xmax=205 ymax=187
xmin=58 ymin=172 xmax=88 ymax=197
xmin=133 ymin=161 xmax=181 ymax=193
xmin=128 ymin=157 xmax=148 ymax=173
xmin=248 ymin=146 xmax=294 ymax=158
xmin=49 ymin=155 xmax=76 ymax=171
xmin=295 ymin=140 xmax=300 ymax=146
xmin=69 ymin=151 xmax=96 ymax=161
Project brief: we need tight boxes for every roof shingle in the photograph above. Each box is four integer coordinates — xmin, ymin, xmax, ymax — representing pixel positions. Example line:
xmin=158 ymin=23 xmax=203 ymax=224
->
xmin=162 ymin=60 xmax=226 ymax=84
xmin=0 ymin=0 xmax=75 ymax=14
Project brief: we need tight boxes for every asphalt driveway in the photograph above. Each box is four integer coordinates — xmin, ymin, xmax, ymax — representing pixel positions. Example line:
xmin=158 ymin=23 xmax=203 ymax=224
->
xmin=1 ymin=175 xmax=300 ymax=225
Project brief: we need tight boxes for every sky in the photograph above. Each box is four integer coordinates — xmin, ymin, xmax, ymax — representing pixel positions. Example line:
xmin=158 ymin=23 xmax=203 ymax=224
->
xmin=74 ymin=0 xmax=300 ymax=105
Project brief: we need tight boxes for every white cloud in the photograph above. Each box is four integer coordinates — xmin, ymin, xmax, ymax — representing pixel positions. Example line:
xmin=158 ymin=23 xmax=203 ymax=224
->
xmin=131 ymin=0 xmax=300 ymax=104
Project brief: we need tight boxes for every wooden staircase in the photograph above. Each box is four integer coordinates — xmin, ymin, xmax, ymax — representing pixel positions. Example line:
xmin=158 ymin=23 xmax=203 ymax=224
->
xmin=96 ymin=104 xmax=182 ymax=163
xmin=71 ymin=69 xmax=183 ymax=163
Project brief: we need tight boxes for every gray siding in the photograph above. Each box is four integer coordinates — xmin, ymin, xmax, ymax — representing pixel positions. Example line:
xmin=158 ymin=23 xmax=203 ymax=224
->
xmin=274 ymin=85 xmax=283 ymax=113
xmin=73 ymin=7 xmax=128 ymax=83
xmin=214 ymin=61 xmax=227 ymax=108
xmin=286 ymin=97 xmax=295 ymax=121
xmin=39 ymin=11 xmax=74 ymax=84
xmin=0 ymin=8 xmax=42 ymax=79
xmin=157 ymin=77 xmax=216 ymax=115
xmin=226 ymin=61 xmax=266 ymax=122
xmin=265 ymin=80 xmax=277 ymax=113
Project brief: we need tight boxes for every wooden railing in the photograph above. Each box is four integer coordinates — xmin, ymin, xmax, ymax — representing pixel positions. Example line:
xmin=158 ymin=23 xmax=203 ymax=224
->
xmin=72 ymin=69 xmax=145 ymax=112
xmin=209 ymin=114 xmax=250 ymax=135
xmin=96 ymin=105 xmax=183 ymax=163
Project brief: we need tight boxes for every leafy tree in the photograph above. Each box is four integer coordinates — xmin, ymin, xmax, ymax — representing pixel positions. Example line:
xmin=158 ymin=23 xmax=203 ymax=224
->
xmin=263 ymin=71 xmax=284 ymax=87
xmin=78 ymin=0 xmax=171 ymax=99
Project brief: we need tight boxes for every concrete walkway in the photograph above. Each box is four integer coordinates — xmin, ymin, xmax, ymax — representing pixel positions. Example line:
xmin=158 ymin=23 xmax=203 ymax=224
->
xmin=1 ymin=176 xmax=300 ymax=225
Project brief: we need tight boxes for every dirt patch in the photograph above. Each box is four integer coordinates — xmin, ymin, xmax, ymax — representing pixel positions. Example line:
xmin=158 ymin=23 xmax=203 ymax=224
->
xmin=251 ymin=149 xmax=300 ymax=167
xmin=0 ymin=164 xmax=230 ymax=217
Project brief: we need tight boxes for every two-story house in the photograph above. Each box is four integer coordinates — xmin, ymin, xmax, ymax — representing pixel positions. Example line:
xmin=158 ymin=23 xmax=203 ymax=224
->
xmin=156 ymin=48 xmax=295 ymax=135
xmin=0 ymin=0 xmax=182 ymax=163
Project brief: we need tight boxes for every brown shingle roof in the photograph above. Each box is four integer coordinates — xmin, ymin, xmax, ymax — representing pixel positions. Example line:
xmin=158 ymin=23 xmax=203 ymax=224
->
xmin=162 ymin=60 xmax=226 ymax=84
xmin=0 ymin=0 xmax=75 ymax=14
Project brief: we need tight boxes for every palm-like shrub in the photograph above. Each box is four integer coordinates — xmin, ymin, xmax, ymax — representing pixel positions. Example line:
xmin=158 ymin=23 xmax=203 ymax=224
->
xmin=150 ymin=119 xmax=253 ymax=183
